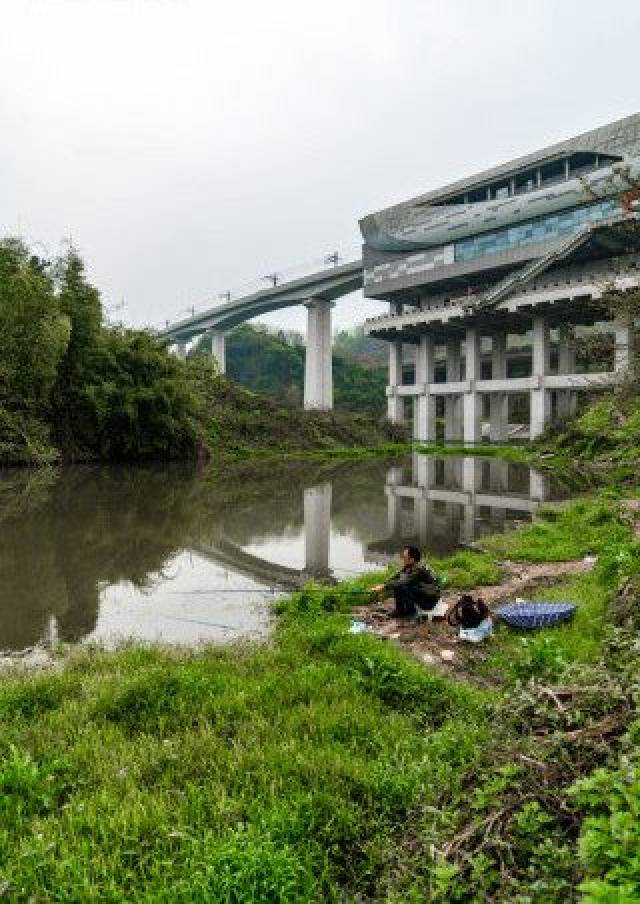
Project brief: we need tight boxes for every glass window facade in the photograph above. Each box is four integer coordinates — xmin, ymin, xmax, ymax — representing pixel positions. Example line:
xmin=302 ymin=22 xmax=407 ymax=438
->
xmin=455 ymin=199 xmax=620 ymax=263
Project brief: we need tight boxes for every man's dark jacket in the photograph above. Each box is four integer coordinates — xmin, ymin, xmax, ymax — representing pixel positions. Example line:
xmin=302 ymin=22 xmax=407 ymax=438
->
xmin=383 ymin=563 xmax=440 ymax=609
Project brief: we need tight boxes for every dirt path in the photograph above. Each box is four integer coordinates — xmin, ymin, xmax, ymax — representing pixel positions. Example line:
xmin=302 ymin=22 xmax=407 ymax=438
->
xmin=352 ymin=558 xmax=595 ymax=685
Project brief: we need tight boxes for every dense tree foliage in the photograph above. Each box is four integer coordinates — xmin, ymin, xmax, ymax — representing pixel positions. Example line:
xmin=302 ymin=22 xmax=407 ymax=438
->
xmin=196 ymin=323 xmax=388 ymax=415
xmin=0 ymin=239 xmax=203 ymax=464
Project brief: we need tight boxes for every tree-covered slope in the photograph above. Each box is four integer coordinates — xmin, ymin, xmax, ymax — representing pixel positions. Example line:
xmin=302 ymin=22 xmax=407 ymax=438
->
xmin=188 ymin=360 xmax=406 ymax=463
xmin=0 ymin=239 xmax=403 ymax=466
xmin=197 ymin=323 xmax=388 ymax=415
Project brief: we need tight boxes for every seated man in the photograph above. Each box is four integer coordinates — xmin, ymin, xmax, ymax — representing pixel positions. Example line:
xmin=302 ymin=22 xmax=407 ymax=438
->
xmin=371 ymin=545 xmax=440 ymax=618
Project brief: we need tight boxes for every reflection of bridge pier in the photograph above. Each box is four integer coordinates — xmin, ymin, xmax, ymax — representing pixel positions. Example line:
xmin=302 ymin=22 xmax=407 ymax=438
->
xmin=383 ymin=455 xmax=549 ymax=553
xmin=303 ymin=483 xmax=332 ymax=577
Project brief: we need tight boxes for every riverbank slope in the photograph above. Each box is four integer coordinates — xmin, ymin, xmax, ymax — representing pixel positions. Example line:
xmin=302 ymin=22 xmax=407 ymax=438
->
xmin=1 ymin=488 xmax=639 ymax=901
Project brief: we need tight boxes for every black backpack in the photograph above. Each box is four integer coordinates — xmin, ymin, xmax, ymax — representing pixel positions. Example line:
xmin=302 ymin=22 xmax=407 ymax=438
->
xmin=447 ymin=595 xmax=489 ymax=630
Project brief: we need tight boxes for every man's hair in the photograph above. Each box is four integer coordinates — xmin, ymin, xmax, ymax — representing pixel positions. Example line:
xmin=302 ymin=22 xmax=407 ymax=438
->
xmin=403 ymin=545 xmax=421 ymax=563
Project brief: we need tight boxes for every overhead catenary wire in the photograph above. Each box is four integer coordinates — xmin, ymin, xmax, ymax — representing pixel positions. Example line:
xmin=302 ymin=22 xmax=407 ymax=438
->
xmin=160 ymin=241 xmax=362 ymax=329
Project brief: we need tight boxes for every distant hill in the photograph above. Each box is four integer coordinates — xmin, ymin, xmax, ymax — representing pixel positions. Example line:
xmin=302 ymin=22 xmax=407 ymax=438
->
xmin=194 ymin=324 xmax=388 ymax=416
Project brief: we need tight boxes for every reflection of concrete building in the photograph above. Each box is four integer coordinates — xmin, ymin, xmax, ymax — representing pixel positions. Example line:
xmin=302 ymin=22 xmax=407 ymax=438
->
xmin=372 ymin=455 xmax=549 ymax=558
xmin=361 ymin=113 xmax=640 ymax=440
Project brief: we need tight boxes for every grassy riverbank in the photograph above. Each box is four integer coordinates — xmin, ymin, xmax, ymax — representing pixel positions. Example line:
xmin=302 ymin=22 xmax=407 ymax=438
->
xmin=196 ymin=368 xmax=407 ymax=465
xmin=1 ymin=490 xmax=639 ymax=901
xmin=417 ymin=391 xmax=640 ymax=486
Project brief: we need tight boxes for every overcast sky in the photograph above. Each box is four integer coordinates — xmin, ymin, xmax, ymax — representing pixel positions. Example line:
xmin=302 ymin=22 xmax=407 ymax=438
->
xmin=1 ymin=0 xmax=639 ymax=335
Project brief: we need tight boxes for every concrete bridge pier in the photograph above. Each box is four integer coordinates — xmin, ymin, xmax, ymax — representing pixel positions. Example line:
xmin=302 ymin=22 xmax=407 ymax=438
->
xmin=209 ymin=330 xmax=226 ymax=374
xmin=304 ymin=299 xmax=334 ymax=411
xmin=172 ymin=340 xmax=188 ymax=359
xmin=303 ymin=483 xmax=332 ymax=576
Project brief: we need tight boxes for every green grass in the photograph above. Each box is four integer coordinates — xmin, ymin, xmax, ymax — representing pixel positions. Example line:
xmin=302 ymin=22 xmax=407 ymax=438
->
xmin=482 ymin=494 xmax=628 ymax=562
xmin=485 ymin=571 xmax=610 ymax=684
xmin=0 ymin=599 xmax=489 ymax=901
xmin=1 ymin=488 xmax=639 ymax=900
xmin=416 ymin=443 xmax=530 ymax=463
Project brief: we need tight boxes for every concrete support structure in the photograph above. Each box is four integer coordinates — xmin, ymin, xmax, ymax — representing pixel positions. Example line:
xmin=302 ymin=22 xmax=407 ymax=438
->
xmin=530 ymin=316 xmax=551 ymax=439
xmin=304 ymin=299 xmax=334 ymax=411
xmin=444 ymin=337 xmax=462 ymax=441
xmin=209 ymin=330 xmax=226 ymax=374
xmin=173 ymin=340 xmax=188 ymax=359
xmin=414 ymin=334 xmax=436 ymax=441
xmin=489 ymin=333 xmax=508 ymax=442
xmin=463 ymin=327 xmax=482 ymax=443
xmin=556 ymin=326 xmax=576 ymax=420
xmin=614 ymin=321 xmax=634 ymax=374
xmin=303 ymin=483 xmax=332 ymax=576
xmin=387 ymin=339 xmax=403 ymax=423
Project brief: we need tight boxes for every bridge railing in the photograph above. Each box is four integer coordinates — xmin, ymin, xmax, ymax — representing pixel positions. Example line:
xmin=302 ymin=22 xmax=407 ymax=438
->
xmin=158 ymin=243 xmax=362 ymax=332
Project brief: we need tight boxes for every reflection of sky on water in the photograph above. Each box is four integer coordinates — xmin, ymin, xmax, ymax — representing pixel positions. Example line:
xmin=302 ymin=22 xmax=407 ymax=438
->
xmin=86 ymin=552 xmax=272 ymax=648
xmin=0 ymin=455 xmax=579 ymax=653
xmin=244 ymin=528 xmax=384 ymax=580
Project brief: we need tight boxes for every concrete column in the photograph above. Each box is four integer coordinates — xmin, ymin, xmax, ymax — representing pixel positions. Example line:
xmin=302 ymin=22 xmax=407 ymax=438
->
xmin=614 ymin=322 xmax=634 ymax=375
xmin=304 ymin=299 xmax=334 ymax=411
xmin=444 ymin=336 xmax=462 ymax=441
xmin=173 ymin=340 xmax=188 ymax=359
xmin=556 ymin=326 xmax=575 ymax=420
xmin=529 ymin=470 xmax=547 ymax=502
xmin=209 ymin=330 xmax=226 ymax=374
xmin=303 ymin=483 xmax=332 ymax=576
xmin=489 ymin=332 xmax=508 ymax=442
xmin=415 ymin=495 xmax=428 ymax=547
xmin=386 ymin=488 xmax=402 ymax=537
xmin=414 ymin=333 xmax=436 ymax=441
xmin=413 ymin=452 xmax=436 ymax=489
xmin=530 ymin=316 xmax=551 ymax=439
xmin=463 ymin=326 xmax=482 ymax=444
xmin=387 ymin=339 xmax=403 ymax=423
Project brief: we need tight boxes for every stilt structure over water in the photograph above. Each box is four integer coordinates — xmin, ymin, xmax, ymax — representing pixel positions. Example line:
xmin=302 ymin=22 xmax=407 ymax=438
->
xmin=361 ymin=113 xmax=640 ymax=441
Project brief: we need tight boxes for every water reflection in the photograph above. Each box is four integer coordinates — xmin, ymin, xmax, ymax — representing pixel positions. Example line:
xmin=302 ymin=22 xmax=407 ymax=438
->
xmin=0 ymin=455 xmax=574 ymax=652
xmin=375 ymin=454 xmax=554 ymax=560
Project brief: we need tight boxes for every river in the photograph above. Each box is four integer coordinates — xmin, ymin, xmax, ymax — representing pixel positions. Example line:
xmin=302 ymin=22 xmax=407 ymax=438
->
xmin=0 ymin=454 xmax=578 ymax=652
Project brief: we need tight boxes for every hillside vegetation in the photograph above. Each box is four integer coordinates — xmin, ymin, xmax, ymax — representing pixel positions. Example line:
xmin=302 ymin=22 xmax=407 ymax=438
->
xmin=190 ymin=362 xmax=406 ymax=464
xmin=197 ymin=323 xmax=388 ymax=415
xmin=0 ymin=239 xmax=402 ymax=466
xmin=533 ymin=391 xmax=640 ymax=483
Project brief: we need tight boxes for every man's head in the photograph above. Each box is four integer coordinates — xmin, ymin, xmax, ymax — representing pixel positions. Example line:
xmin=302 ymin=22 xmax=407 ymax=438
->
xmin=401 ymin=545 xmax=421 ymax=567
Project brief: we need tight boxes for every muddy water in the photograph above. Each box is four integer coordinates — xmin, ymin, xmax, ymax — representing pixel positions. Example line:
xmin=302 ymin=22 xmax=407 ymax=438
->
xmin=0 ymin=455 xmax=578 ymax=652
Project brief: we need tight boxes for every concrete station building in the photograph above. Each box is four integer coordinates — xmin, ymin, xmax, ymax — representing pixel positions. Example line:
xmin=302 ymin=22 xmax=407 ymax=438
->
xmin=360 ymin=112 xmax=640 ymax=442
